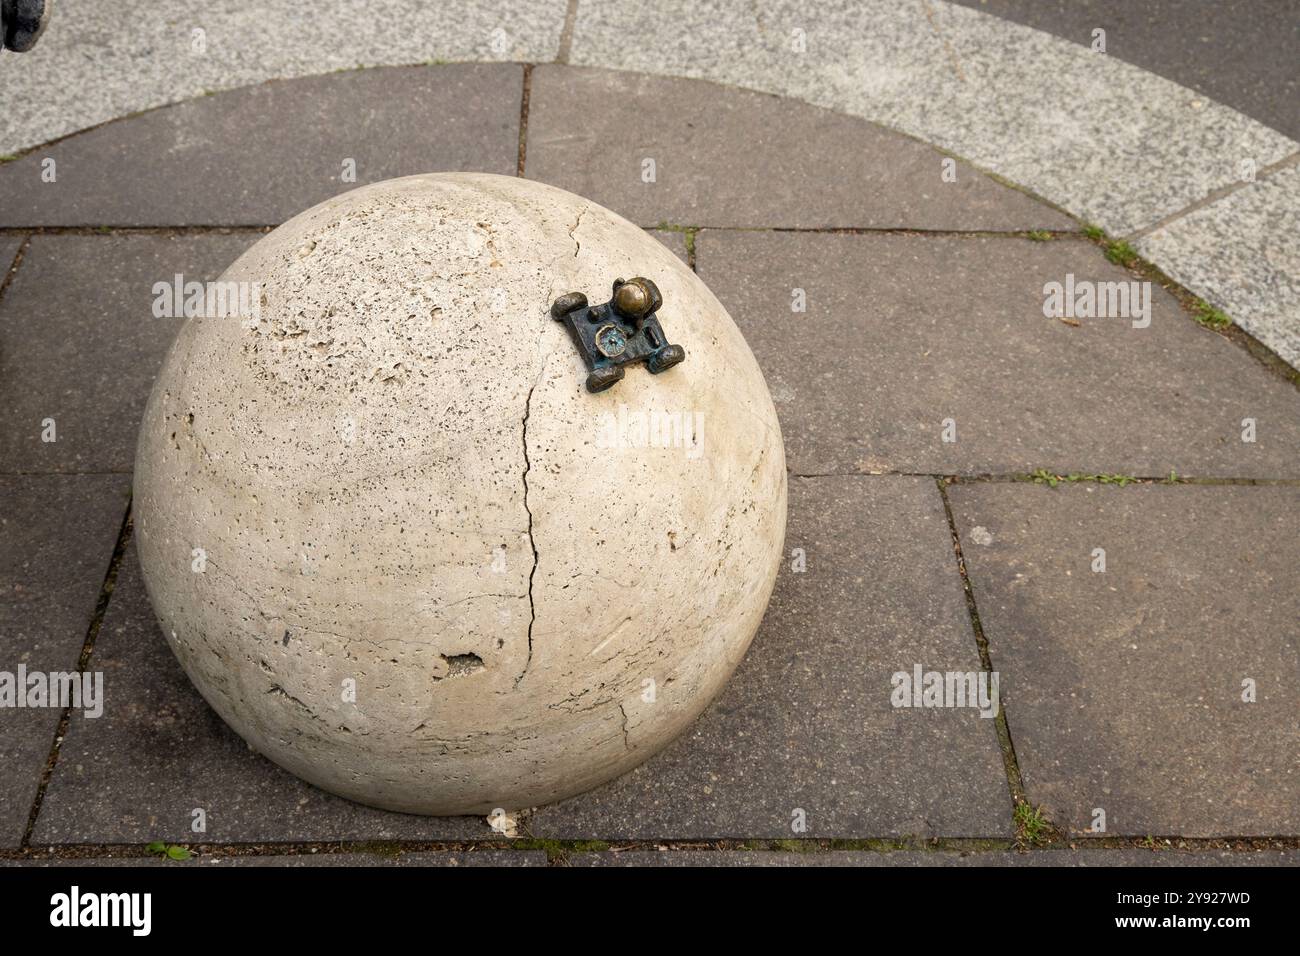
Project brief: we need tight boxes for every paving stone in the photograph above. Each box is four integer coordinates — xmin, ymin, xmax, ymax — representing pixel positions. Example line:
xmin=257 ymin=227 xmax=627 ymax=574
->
xmin=648 ymin=229 xmax=689 ymax=266
xmin=32 ymin=544 xmax=493 ymax=843
xmin=526 ymin=65 xmax=1070 ymax=231
xmin=948 ymin=0 xmax=1300 ymax=141
xmin=0 ymin=474 xmax=130 ymax=847
xmin=1 ymin=237 xmax=20 ymax=275
xmin=0 ymin=234 xmax=254 ymax=473
xmin=569 ymin=848 xmax=1297 ymax=866
xmin=532 ymin=475 xmax=1011 ymax=840
xmin=697 ymin=230 xmax=1300 ymax=478
xmin=1 ymin=0 xmax=567 ymax=155
xmin=0 ymin=65 xmax=522 ymax=227
xmin=5 ymin=851 xmax=547 ymax=867
xmin=569 ymin=0 xmax=1297 ymax=236
xmin=1137 ymin=164 xmax=1300 ymax=370
xmin=949 ymin=483 xmax=1300 ymax=837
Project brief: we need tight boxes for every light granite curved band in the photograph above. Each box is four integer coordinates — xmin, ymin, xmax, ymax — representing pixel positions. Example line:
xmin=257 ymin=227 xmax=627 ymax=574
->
xmin=2 ymin=0 xmax=1296 ymax=366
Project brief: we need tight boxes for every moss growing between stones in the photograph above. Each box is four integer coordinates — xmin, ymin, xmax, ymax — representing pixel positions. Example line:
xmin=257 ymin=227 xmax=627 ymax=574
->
xmin=1013 ymin=802 xmax=1054 ymax=846
xmin=1029 ymin=469 xmax=1140 ymax=487
xmin=1193 ymin=300 xmax=1232 ymax=330
xmin=1104 ymin=239 xmax=1139 ymax=268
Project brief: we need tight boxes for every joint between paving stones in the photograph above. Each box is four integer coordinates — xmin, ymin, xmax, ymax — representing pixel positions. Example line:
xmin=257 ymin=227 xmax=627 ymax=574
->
xmin=1124 ymin=148 xmax=1300 ymax=243
xmin=0 ymin=234 xmax=31 ymax=305
xmin=0 ymin=469 xmax=135 ymax=477
xmin=21 ymin=499 xmax=135 ymax=848
xmin=935 ymin=478 xmax=1030 ymax=818
xmin=0 ymin=225 xmax=275 ymax=237
xmin=0 ymin=225 xmax=1092 ymax=239
xmin=1076 ymin=226 xmax=1300 ymax=392
xmin=685 ymin=220 xmax=1298 ymax=391
xmin=556 ymin=0 xmax=580 ymax=65
xmin=787 ymin=472 xmax=1300 ymax=486
xmin=3 ymin=834 xmax=1296 ymax=865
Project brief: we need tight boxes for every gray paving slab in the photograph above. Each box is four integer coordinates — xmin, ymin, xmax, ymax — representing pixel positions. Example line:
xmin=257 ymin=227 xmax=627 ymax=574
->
xmin=32 ymin=544 xmax=494 ymax=843
xmin=0 ymin=237 xmax=20 ymax=277
xmin=532 ymin=475 xmax=1011 ymax=840
xmin=697 ymin=230 xmax=1300 ymax=478
xmin=1 ymin=0 xmax=566 ymax=155
xmin=5 ymin=850 xmax=547 ymax=867
xmin=526 ymin=65 xmax=1071 ymax=231
xmin=0 ymin=65 xmax=522 ymax=227
xmin=0 ymin=474 xmax=130 ymax=847
xmin=949 ymin=483 xmax=1300 ymax=837
xmin=0 ymin=233 xmax=254 ymax=473
xmin=648 ymin=229 xmax=689 ymax=266
xmin=1137 ymin=163 xmax=1300 ymax=370
xmin=569 ymin=848 xmax=1298 ymax=866
xmin=7 ymin=2 xmax=1286 ymax=239
xmin=948 ymin=0 xmax=1300 ymax=141
xmin=568 ymin=0 xmax=1296 ymax=238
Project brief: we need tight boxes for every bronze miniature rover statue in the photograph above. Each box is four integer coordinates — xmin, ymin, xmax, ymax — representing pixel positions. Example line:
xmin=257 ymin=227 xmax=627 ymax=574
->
xmin=551 ymin=277 xmax=686 ymax=392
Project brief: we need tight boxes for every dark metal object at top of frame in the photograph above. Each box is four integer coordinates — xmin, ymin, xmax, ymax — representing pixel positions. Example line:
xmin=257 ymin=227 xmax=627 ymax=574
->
xmin=2 ymin=0 xmax=53 ymax=53
xmin=551 ymin=277 xmax=686 ymax=393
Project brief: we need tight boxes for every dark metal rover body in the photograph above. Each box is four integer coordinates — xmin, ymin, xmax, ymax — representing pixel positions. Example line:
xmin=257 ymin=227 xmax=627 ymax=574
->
xmin=551 ymin=277 xmax=686 ymax=392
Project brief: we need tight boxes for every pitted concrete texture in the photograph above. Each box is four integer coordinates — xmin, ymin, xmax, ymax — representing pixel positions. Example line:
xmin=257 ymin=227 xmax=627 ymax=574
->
xmin=132 ymin=173 xmax=787 ymax=815
xmin=34 ymin=545 xmax=493 ymax=842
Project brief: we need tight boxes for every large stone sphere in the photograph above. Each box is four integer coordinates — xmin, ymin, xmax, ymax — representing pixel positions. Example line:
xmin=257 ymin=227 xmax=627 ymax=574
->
xmin=134 ymin=173 xmax=786 ymax=815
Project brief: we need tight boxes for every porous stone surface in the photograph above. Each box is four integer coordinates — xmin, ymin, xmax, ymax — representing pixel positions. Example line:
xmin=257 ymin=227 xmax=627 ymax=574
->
xmin=133 ymin=173 xmax=787 ymax=815
xmin=35 ymin=545 xmax=493 ymax=843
